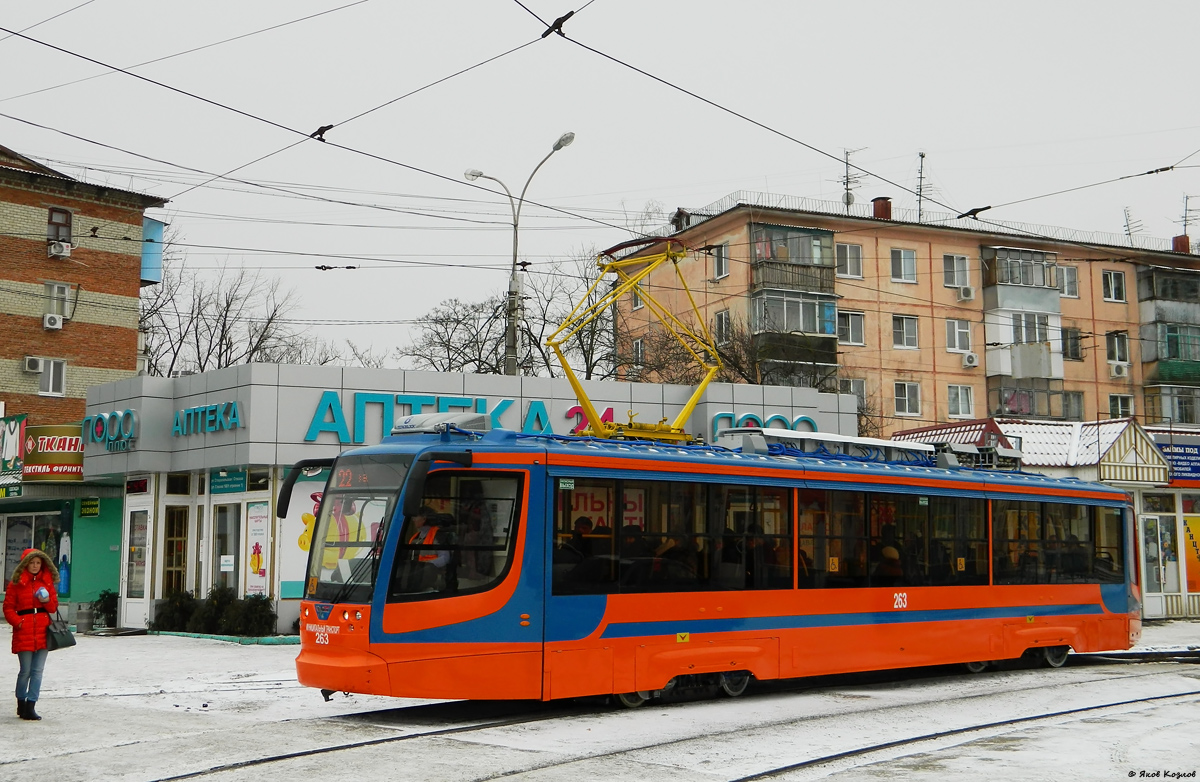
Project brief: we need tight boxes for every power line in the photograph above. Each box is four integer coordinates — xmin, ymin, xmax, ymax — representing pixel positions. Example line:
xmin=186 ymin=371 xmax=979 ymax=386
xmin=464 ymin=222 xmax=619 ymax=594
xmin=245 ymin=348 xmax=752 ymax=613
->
xmin=0 ymin=1 xmax=371 ymax=103
xmin=0 ymin=0 xmax=97 ymax=45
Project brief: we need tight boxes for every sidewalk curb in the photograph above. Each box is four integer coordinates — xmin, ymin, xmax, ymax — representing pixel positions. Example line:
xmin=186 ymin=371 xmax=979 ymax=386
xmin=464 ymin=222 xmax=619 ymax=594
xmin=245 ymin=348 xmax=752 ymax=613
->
xmin=148 ymin=631 xmax=300 ymax=645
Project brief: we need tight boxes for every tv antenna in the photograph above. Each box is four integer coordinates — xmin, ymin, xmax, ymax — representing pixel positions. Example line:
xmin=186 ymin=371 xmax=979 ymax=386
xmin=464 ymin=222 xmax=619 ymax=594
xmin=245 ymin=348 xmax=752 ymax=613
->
xmin=839 ymin=148 xmax=866 ymax=212
xmin=1179 ymin=194 xmax=1199 ymax=236
xmin=1123 ymin=206 xmax=1143 ymax=243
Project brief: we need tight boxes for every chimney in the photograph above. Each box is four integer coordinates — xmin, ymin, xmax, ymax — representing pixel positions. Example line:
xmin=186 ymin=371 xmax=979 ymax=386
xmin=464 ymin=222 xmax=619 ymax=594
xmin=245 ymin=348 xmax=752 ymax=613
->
xmin=871 ymin=196 xmax=892 ymax=220
xmin=1172 ymin=234 xmax=1190 ymax=253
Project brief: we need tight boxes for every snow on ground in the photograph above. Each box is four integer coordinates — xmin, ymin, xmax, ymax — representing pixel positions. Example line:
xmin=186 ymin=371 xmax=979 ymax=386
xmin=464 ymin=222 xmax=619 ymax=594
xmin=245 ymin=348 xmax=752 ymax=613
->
xmin=0 ymin=619 xmax=1195 ymax=780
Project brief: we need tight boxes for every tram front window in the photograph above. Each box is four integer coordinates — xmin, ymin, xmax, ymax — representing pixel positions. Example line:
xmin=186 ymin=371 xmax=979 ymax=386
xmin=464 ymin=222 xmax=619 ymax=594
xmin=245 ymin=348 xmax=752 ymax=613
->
xmin=304 ymin=454 xmax=410 ymax=603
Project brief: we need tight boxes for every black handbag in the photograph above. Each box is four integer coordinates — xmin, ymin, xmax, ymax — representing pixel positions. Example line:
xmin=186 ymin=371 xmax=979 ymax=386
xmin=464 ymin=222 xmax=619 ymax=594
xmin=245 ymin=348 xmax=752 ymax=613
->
xmin=46 ymin=610 xmax=76 ymax=651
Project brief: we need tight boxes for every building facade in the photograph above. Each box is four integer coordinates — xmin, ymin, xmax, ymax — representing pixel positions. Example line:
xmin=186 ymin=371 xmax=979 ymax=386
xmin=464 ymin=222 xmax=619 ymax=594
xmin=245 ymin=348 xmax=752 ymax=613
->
xmin=0 ymin=142 xmax=166 ymax=610
xmin=617 ymin=191 xmax=1200 ymax=439
xmin=81 ymin=363 xmax=857 ymax=631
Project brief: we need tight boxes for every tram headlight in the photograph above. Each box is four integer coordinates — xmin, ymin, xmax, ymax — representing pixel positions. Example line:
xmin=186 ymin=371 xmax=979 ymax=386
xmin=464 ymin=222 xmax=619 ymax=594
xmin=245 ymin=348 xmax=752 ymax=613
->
xmin=355 ymin=611 xmax=362 ymax=620
xmin=303 ymin=607 xmax=309 ymax=617
xmin=342 ymin=610 xmax=349 ymax=621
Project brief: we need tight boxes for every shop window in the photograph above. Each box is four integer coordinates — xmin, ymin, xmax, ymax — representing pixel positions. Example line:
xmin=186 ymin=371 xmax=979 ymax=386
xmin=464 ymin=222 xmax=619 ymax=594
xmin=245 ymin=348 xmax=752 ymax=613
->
xmin=166 ymin=473 xmax=191 ymax=495
xmin=247 ymin=468 xmax=270 ymax=492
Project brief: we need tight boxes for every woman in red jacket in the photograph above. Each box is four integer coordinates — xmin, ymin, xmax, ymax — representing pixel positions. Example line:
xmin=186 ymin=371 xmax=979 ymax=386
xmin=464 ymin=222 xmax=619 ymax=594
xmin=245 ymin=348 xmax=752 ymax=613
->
xmin=4 ymin=548 xmax=59 ymax=721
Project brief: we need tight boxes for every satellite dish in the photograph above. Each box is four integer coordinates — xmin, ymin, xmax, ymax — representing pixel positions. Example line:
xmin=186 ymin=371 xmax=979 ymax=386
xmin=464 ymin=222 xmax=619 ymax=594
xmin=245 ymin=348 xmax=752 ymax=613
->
xmin=842 ymin=191 xmax=855 ymax=206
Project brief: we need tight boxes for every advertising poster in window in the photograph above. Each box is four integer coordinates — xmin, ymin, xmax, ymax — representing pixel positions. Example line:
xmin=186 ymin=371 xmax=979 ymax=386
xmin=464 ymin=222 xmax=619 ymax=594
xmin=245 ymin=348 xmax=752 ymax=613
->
xmin=280 ymin=468 xmax=328 ymax=598
xmin=245 ymin=501 xmax=270 ymax=596
xmin=0 ymin=414 xmax=27 ymax=491
xmin=22 ymin=424 xmax=84 ymax=482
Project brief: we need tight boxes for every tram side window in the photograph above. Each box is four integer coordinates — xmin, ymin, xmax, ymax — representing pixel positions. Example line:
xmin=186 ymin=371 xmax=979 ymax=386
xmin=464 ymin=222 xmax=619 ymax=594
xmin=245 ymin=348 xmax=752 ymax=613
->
xmin=388 ymin=471 xmax=522 ymax=602
xmin=551 ymin=477 xmax=792 ymax=595
xmin=1091 ymin=507 xmax=1125 ymax=583
xmin=993 ymin=500 xmax=1044 ymax=585
xmin=800 ymin=489 xmax=867 ymax=589
xmin=869 ymin=494 xmax=932 ymax=587
xmin=930 ymin=497 xmax=988 ymax=586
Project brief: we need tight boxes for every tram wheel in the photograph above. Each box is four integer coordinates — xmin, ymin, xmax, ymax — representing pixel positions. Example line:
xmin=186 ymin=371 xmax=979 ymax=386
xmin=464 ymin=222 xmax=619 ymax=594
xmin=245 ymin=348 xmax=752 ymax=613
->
xmin=720 ymin=672 xmax=751 ymax=697
xmin=1042 ymin=646 xmax=1070 ymax=668
xmin=616 ymin=691 xmax=650 ymax=708
xmin=963 ymin=661 xmax=989 ymax=674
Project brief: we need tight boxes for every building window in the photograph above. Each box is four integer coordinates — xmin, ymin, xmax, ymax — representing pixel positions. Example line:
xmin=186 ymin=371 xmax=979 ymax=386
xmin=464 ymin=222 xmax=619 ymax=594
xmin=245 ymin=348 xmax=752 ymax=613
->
xmin=38 ymin=359 xmax=65 ymax=396
xmin=48 ymin=208 xmax=71 ymax=243
xmin=1162 ymin=324 xmax=1200 ymax=361
xmin=943 ymin=254 xmax=969 ymax=287
xmin=713 ymin=243 xmax=729 ymax=279
xmin=840 ymin=378 xmax=866 ymax=410
xmin=891 ymin=248 xmax=917 ymax=283
xmin=166 ymin=473 xmax=191 ymax=495
xmin=714 ymin=309 xmax=731 ymax=345
xmin=1058 ymin=266 xmax=1079 ymax=297
xmin=895 ymin=382 xmax=921 ymax=416
xmin=752 ymin=294 xmax=837 ymax=335
xmin=838 ymin=312 xmax=864 ymax=345
xmin=1063 ymin=391 xmax=1084 ymax=421
xmin=1109 ymin=394 xmax=1133 ymax=418
xmin=44 ymin=282 xmax=74 ymax=318
xmin=1145 ymin=386 xmax=1200 ymax=425
xmin=1106 ymin=331 xmax=1129 ymax=363
xmin=1102 ymin=270 xmax=1126 ymax=302
xmin=836 ymin=243 xmax=862 ymax=278
xmin=1062 ymin=327 xmax=1083 ymax=360
xmin=248 ymin=468 xmax=270 ymax=492
xmin=987 ymin=247 xmax=1058 ymax=288
xmin=946 ymin=318 xmax=971 ymax=352
xmin=632 ymin=338 xmax=645 ymax=366
xmin=751 ymin=225 xmax=831 ymax=265
xmin=948 ymin=385 xmax=974 ymax=417
xmin=1011 ymin=313 xmax=1049 ymax=345
xmin=892 ymin=315 xmax=918 ymax=348
xmin=631 ymin=286 xmax=643 ymax=310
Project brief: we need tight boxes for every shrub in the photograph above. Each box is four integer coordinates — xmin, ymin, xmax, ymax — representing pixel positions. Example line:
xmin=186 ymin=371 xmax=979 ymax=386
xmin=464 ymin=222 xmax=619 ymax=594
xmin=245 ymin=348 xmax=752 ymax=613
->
xmin=223 ymin=594 xmax=277 ymax=637
xmin=150 ymin=591 xmax=196 ymax=632
xmin=92 ymin=589 xmax=119 ymax=628
xmin=186 ymin=586 xmax=238 ymax=634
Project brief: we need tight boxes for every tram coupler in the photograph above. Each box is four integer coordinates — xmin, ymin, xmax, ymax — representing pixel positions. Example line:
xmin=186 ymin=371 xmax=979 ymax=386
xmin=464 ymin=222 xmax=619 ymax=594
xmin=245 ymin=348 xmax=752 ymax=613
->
xmin=321 ymin=689 xmax=335 ymax=702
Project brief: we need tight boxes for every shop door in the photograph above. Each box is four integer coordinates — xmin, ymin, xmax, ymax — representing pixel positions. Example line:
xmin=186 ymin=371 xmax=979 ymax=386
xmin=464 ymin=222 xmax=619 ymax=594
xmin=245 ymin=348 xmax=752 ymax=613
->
xmin=212 ymin=504 xmax=241 ymax=591
xmin=163 ymin=506 xmax=189 ymax=595
xmin=1140 ymin=516 xmax=1181 ymax=619
xmin=121 ymin=509 xmax=150 ymax=627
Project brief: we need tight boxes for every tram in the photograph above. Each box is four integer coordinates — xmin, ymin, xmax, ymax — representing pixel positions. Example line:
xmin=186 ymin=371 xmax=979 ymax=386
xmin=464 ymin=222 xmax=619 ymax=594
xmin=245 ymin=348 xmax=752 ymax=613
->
xmin=280 ymin=414 xmax=1140 ymax=706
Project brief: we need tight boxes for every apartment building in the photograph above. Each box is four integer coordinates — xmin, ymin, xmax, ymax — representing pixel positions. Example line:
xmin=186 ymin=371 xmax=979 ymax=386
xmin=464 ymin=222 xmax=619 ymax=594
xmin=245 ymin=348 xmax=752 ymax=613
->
xmin=616 ymin=190 xmax=1200 ymax=438
xmin=0 ymin=143 xmax=167 ymax=423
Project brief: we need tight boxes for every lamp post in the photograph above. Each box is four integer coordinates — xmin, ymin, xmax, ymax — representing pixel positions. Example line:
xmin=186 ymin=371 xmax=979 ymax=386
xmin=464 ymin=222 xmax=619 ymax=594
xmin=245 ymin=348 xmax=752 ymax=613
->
xmin=465 ymin=131 xmax=575 ymax=376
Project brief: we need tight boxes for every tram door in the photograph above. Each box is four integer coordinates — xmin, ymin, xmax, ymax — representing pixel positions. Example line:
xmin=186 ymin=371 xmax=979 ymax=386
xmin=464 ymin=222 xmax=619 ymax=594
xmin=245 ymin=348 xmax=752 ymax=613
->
xmin=1139 ymin=516 xmax=1180 ymax=618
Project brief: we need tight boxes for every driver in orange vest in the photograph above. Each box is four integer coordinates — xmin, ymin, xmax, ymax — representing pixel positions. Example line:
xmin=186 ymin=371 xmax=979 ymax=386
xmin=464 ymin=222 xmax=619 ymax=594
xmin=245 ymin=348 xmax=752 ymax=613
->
xmin=408 ymin=506 xmax=449 ymax=568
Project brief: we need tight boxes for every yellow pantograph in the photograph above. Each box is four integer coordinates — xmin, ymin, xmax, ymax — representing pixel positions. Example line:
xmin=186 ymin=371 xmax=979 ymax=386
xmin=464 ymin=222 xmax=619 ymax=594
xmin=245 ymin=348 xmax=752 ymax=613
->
xmin=546 ymin=238 xmax=721 ymax=443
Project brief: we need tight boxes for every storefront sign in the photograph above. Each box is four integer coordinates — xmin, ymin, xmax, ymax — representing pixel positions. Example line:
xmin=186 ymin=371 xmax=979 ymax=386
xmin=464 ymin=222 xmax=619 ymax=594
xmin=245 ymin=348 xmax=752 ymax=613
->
xmin=172 ymin=401 xmax=243 ymax=436
xmin=1 ymin=414 xmax=27 ymax=487
xmin=0 ymin=485 xmax=21 ymax=498
xmin=1160 ymin=443 xmax=1200 ymax=482
xmin=246 ymin=501 xmax=270 ymax=595
xmin=303 ymin=391 xmax=823 ymax=445
xmin=210 ymin=470 xmax=247 ymax=494
xmin=22 ymin=425 xmax=84 ymax=482
xmin=82 ymin=410 xmax=139 ymax=452
xmin=220 ymin=555 xmax=235 ymax=572
xmin=80 ymin=497 xmax=100 ymax=517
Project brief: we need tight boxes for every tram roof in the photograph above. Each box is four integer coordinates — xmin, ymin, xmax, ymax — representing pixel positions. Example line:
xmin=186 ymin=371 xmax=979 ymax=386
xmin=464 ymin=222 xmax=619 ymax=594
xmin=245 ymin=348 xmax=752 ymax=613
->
xmin=358 ymin=427 xmax=1130 ymax=504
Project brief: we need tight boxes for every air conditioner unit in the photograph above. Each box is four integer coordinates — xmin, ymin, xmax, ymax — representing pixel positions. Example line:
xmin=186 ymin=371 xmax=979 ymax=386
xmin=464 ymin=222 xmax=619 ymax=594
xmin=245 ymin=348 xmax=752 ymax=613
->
xmin=23 ymin=356 xmax=44 ymax=373
xmin=48 ymin=241 xmax=71 ymax=259
xmin=1109 ymin=363 xmax=1130 ymax=379
xmin=43 ymin=313 xmax=63 ymax=330
xmin=962 ymin=351 xmax=980 ymax=368
xmin=957 ymin=286 xmax=976 ymax=302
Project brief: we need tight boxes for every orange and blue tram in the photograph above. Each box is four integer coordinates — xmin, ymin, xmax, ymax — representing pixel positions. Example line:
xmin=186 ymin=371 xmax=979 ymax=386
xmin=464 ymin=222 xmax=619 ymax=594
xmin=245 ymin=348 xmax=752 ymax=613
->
xmin=280 ymin=417 xmax=1140 ymax=706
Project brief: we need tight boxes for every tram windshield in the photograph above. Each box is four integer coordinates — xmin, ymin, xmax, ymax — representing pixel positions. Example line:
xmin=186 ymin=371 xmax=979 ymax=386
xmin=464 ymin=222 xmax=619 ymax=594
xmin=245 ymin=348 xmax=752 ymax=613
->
xmin=304 ymin=454 xmax=410 ymax=603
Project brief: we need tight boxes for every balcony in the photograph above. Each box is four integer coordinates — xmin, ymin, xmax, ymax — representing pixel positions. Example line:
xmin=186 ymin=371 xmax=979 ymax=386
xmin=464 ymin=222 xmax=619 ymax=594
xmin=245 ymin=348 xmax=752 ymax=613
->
xmin=751 ymin=262 xmax=835 ymax=295
xmin=751 ymin=331 xmax=839 ymax=366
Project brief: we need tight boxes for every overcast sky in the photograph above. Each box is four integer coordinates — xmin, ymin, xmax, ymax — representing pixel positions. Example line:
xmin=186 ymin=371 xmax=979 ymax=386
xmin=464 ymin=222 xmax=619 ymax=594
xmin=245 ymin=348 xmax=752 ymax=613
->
xmin=4 ymin=0 xmax=1199 ymax=359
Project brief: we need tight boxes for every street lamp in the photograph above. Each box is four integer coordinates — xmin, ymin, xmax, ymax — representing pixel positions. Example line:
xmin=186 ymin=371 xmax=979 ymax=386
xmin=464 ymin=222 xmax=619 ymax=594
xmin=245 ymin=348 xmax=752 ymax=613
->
xmin=465 ymin=131 xmax=575 ymax=376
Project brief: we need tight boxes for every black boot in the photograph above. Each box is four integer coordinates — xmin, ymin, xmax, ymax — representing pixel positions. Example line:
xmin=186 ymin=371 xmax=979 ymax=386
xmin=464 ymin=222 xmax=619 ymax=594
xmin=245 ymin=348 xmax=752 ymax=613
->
xmin=21 ymin=700 xmax=40 ymax=721
xmin=16 ymin=699 xmax=25 ymax=718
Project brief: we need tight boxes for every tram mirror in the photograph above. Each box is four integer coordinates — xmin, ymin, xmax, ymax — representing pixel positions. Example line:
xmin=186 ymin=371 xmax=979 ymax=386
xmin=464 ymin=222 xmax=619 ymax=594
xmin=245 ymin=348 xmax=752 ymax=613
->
xmin=277 ymin=457 xmax=335 ymax=518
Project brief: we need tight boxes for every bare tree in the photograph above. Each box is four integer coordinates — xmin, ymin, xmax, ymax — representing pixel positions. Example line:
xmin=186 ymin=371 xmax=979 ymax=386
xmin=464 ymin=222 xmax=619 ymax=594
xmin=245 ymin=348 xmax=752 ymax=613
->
xmin=397 ymin=296 xmax=507 ymax=374
xmin=140 ymin=233 xmax=343 ymax=375
xmin=522 ymin=249 xmax=617 ymax=380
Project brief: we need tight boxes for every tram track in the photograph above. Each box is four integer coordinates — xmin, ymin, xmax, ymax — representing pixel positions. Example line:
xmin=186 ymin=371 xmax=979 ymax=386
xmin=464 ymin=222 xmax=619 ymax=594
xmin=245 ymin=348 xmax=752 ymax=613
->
xmin=137 ymin=657 xmax=1199 ymax=781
